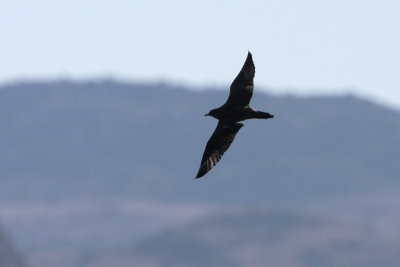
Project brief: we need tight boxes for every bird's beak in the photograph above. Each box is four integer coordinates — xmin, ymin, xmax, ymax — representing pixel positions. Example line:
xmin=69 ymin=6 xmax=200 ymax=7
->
xmin=204 ymin=113 xmax=209 ymax=117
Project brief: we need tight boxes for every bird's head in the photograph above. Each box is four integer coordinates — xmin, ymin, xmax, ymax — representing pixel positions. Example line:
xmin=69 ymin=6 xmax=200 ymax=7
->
xmin=204 ymin=109 xmax=219 ymax=119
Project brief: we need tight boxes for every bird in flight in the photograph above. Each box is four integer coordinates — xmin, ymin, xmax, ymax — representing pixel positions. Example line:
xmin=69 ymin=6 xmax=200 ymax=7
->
xmin=195 ymin=52 xmax=274 ymax=179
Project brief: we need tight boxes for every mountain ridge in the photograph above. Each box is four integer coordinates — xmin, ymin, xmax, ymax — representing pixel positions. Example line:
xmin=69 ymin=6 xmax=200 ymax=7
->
xmin=1 ymin=80 xmax=400 ymax=266
xmin=1 ymin=80 xmax=399 ymax=202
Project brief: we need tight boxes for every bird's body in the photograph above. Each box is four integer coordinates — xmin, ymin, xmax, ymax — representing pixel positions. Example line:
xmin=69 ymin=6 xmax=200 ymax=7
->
xmin=207 ymin=103 xmax=273 ymax=122
xmin=195 ymin=52 xmax=274 ymax=179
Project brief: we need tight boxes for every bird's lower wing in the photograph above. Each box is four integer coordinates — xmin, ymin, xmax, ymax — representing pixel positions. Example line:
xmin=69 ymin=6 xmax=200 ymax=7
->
xmin=195 ymin=121 xmax=243 ymax=178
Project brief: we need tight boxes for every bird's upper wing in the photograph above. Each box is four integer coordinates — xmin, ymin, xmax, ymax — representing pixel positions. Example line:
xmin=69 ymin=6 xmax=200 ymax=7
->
xmin=226 ymin=52 xmax=255 ymax=106
xmin=196 ymin=121 xmax=243 ymax=178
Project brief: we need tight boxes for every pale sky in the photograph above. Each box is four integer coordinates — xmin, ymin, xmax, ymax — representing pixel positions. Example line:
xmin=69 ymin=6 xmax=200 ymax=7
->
xmin=1 ymin=0 xmax=400 ymax=108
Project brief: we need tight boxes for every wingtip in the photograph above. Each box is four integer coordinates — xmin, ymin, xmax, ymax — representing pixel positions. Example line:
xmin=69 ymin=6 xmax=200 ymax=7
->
xmin=194 ymin=171 xmax=202 ymax=179
xmin=245 ymin=51 xmax=254 ymax=67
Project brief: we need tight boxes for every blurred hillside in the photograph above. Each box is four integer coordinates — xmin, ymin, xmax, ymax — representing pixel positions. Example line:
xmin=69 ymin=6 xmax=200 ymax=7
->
xmin=87 ymin=210 xmax=400 ymax=267
xmin=1 ymin=80 xmax=400 ymax=266
xmin=0 ymin=226 xmax=25 ymax=267
xmin=1 ymin=80 xmax=399 ymax=202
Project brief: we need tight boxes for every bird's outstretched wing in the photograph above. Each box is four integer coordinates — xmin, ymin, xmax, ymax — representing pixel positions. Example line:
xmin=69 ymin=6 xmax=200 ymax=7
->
xmin=196 ymin=121 xmax=243 ymax=178
xmin=226 ymin=51 xmax=255 ymax=106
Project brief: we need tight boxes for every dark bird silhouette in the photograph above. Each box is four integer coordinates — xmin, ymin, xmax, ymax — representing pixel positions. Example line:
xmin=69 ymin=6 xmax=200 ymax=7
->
xmin=195 ymin=52 xmax=274 ymax=179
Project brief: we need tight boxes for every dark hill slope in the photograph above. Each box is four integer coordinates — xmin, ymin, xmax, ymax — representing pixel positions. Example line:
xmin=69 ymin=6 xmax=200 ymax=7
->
xmin=0 ymin=81 xmax=399 ymax=203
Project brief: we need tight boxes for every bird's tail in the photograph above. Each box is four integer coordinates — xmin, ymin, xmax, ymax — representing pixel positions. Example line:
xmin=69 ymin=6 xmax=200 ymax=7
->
xmin=254 ymin=111 xmax=274 ymax=119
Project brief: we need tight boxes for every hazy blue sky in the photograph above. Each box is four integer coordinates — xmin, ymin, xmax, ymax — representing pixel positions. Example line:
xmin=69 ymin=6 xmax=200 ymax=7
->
xmin=1 ymin=0 xmax=399 ymax=107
